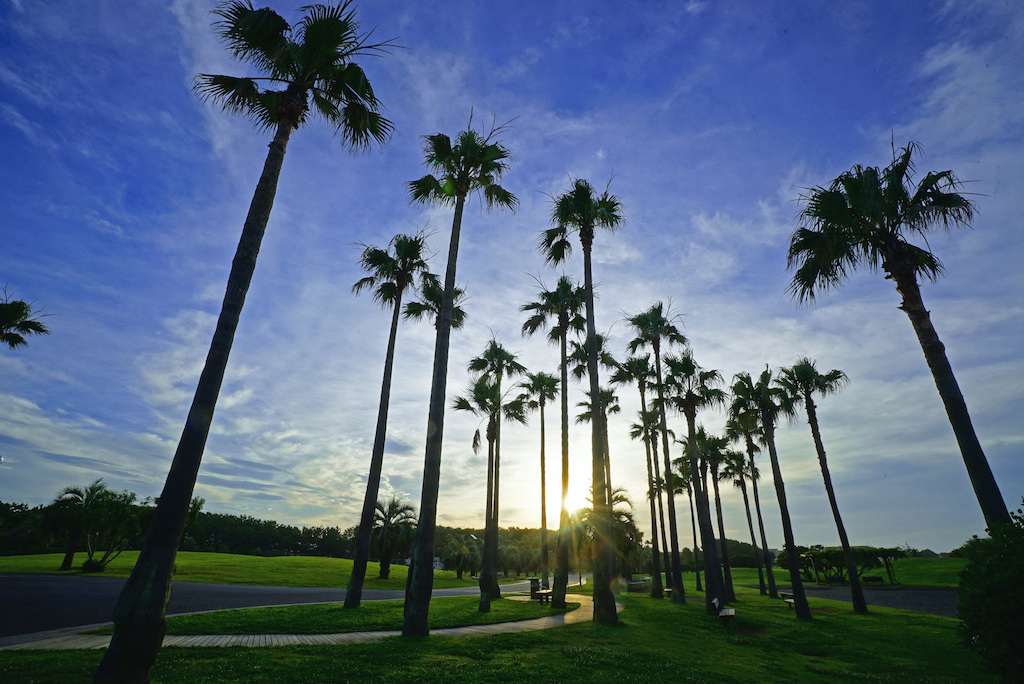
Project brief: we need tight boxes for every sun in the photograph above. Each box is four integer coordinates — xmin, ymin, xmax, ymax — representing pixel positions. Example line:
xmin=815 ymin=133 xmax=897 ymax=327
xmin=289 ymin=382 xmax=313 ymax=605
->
xmin=563 ymin=477 xmax=592 ymax=514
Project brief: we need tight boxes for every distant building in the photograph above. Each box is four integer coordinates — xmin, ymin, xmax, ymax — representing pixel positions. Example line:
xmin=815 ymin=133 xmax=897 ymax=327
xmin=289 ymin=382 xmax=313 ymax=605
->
xmin=402 ymin=556 xmax=443 ymax=570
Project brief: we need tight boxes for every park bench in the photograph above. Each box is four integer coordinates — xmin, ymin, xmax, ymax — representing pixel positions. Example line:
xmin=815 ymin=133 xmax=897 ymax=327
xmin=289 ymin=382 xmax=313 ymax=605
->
xmin=780 ymin=591 xmax=795 ymax=608
xmin=862 ymin=576 xmax=884 ymax=585
xmin=712 ymin=598 xmax=736 ymax=625
xmin=536 ymin=589 xmax=553 ymax=604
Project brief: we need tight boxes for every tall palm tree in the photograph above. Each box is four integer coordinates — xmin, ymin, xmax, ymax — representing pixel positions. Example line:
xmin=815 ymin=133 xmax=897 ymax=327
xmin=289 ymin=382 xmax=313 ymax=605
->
xmin=663 ymin=350 xmax=727 ymax=613
xmin=345 ymin=232 xmax=431 ymax=608
xmin=468 ymin=339 xmax=527 ymax=601
xmin=521 ymin=275 xmax=585 ymax=607
xmin=788 ymin=141 xmax=1008 ymax=528
xmin=685 ymin=426 xmax=737 ymax=603
xmin=404 ymin=119 xmax=516 ymax=636
xmin=778 ymin=358 xmax=868 ymax=613
xmin=569 ymin=336 xmax=619 ymax=502
xmin=721 ymin=444 xmax=767 ymax=596
xmin=370 ymin=497 xmax=417 ymax=580
xmin=0 ymin=290 xmax=50 ymax=350
xmin=519 ymin=371 xmax=559 ymax=589
xmin=673 ymin=464 xmax=702 ymax=591
xmin=616 ymin=355 xmax=665 ymax=598
xmin=575 ymin=386 xmax=620 ymax=507
xmin=97 ymin=4 xmax=392 ymax=678
xmin=732 ymin=369 xmax=812 ymax=619
xmin=541 ymin=177 xmax=624 ymax=626
xmin=625 ymin=302 xmax=688 ymax=604
xmin=726 ymin=406 xmax=777 ymax=597
xmin=402 ymin=273 xmax=467 ymax=330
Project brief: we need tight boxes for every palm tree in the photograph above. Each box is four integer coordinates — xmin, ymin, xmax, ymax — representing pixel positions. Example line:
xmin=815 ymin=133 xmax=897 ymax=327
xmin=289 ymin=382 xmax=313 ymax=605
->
xmin=439 ymin=534 xmax=479 ymax=579
xmin=402 ymin=273 xmax=467 ymax=330
xmin=97 ymin=4 xmax=392 ymax=678
xmin=404 ymin=119 xmax=516 ymax=636
xmin=519 ymin=371 xmax=559 ymax=589
xmin=778 ymin=358 xmax=868 ymax=613
xmin=663 ymin=350 xmax=727 ymax=613
xmin=0 ymin=290 xmax=50 ymax=350
xmin=624 ymin=302 xmax=688 ymax=604
xmin=732 ymin=369 xmax=812 ymax=619
xmin=617 ymin=354 xmax=665 ymax=599
xmin=50 ymin=479 xmax=111 ymax=571
xmin=345 ymin=232 xmax=431 ymax=608
xmin=521 ymin=275 xmax=586 ymax=608
xmin=726 ymin=406 xmax=777 ymax=597
xmin=672 ymin=465 xmax=702 ymax=591
xmin=468 ymin=339 xmax=527 ymax=601
xmin=684 ymin=426 xmax=737 ymax=603
xmin=541 ymin=177 xmax=624 ymax=626
xmin=721 ymin=442 xmax=767 ymax=595
xmin=788 ymin=141 xmax=1008 ymax=528
xmin=371 ymin=497 xmax=417 ymax=579
xmin=569 ymin=336 xmax=620 ymax=502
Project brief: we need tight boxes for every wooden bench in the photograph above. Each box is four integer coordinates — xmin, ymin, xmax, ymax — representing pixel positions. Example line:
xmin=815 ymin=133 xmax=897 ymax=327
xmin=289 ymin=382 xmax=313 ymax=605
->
xmin=718 ymin=608 xmax=736 ymax=625
xmin=779 ymin=591 xmax=795 ymax=608
xmin=862 ymin=576 xmax=884 ymax=585
xmin=536 ymin=589 xmax=553 ymax=604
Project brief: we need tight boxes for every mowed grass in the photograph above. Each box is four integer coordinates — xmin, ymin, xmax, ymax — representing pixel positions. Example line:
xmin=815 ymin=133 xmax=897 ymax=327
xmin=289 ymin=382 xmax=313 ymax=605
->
xmin=87 ymin=596 xmax=578 ymax=635
xmin=0 ymin=552 xmax=498 ymax=590
xmin=0 ymin=586 xmax=991 ymax=683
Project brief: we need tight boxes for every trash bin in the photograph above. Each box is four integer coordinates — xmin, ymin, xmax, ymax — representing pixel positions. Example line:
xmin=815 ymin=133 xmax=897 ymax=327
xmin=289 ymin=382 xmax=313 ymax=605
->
xmin=530 ymin=577 xmax=540 ymax=598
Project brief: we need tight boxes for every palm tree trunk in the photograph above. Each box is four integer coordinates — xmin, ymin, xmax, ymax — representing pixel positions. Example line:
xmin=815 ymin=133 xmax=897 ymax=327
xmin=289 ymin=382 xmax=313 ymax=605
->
xmin=489 ymin=395 xmax=503 ymax=601
xmin=539 ymin=400 xmax=549 ymax=588
xmin=686 ymin=411 xmax=723 ymax=614
xmin=650 ymin=433 xmax=672 ymax=591
xmin=687 ymin=485 xmax=702 ymax=592
xmin=763 ymin=421 xmax=811 ymax=619
xmin=95 ymin=121 xmax=293 ymax=683
xmin=60 ymin=528 xmax=79 ymax=571
xmin=346 ymin=297 xmax=404 ymax=608
xmin=581 ymin=240 xmax=617 ymax=625
xmin=892 ymin=273 xmax=1010 ymax=527
xmin=552 ymin=329 xmax=570 ymax=608
xmin=747 ymin=438 xmax=777 ymax=597
xmin=639 ymin=411 xmax=664 ymax=597
xmin=804 ymin=396 xmax=867 ymax=613
xmin=711 ymin=470 xmax=736 ymax=602
xmin=404 ymin=193 xmax=466 ymax=637
xmin=739 ymin=478 xmax=766 ymax=594
xmin=653 ymin=349 xmax=685 ymax=603
xmin=479 ymin=434 xmax=496 ymax=613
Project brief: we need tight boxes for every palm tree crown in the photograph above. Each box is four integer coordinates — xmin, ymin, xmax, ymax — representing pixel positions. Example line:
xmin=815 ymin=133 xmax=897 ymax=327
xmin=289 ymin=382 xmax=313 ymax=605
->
xmin=0 ymin=292 xmax=50 ymax=350
xmin=195 ymin=0 xmax=392 ymax=144
xmin=351 ymin=232 xmax=432 ymax=307
xmin=541 ymin=178 xmax=625 ymax=259
xmin=408 ymin=123 xmax=517 ymax=211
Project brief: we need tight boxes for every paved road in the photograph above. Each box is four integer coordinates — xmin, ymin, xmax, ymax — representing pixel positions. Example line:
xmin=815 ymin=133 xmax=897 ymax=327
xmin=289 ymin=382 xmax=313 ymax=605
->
xmin=0 ymin=573 xmax=530 ymax=639
xmin=794 ymin=584 xmax=959 ymax=618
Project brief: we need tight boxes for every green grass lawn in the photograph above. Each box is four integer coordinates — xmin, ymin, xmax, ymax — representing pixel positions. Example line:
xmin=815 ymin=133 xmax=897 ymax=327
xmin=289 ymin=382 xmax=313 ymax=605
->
xmin=0 ymin=585 xmax=991 ymax=683
xmin=86 ymin=596 xmax=578 ymax=635
xmin=0 ymin=552 xmax=516 ymax=590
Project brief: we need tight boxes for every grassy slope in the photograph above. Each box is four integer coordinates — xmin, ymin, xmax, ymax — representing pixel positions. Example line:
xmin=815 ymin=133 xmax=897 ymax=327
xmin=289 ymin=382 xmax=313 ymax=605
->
xmin=0 ymin=587 xmax=990 ymax=683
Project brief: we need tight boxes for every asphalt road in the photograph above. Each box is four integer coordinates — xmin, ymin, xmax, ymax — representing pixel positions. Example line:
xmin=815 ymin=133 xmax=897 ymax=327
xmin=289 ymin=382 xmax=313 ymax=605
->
xmin=0 ymin=573 xmax=528 ymax=640
xmin=801 ymin=584 xmax=959 ymax=618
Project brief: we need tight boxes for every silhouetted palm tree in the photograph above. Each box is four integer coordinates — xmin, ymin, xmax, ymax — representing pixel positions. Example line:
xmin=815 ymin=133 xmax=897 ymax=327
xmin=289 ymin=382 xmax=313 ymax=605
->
xmin=519 ymin=371 xmax=559 ymax=588
xmin=346 ymin=232 xmax=431 ymax=608
xmin=371 ymin=497 xmax=417 ymax=579
xmin=721 ymin=443 xmax=767 ymax=595
xmin=625 ymin=302 xmax=688 ymax=604
xmin=521 ymin=275 xmax=585 ymax=608
xmin=788 ymin=141 xmax=1008 ymax=528
xmin=403 ymin=273 xmax=467 ymax=330
xmin=404 ymin=118 xmax=516 ymax=636
xmin=732 ymin=369 xmax=811 ymax=619
xmin=0 ymin=290 xmax=50 ymax=350
xmin=97 ymin=4 xmax=392 ymax=678
xmin=778 ymin=358 xmax=867 ymax=613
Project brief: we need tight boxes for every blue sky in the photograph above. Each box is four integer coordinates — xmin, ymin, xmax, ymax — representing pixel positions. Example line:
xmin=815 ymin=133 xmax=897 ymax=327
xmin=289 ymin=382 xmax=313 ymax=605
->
xmin=2 ymin=0 xmax=1021 ymax=554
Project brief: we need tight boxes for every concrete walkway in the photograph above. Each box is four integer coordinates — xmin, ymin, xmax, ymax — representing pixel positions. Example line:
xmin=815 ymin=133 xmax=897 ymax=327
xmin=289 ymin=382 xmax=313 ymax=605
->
xmin=0 ymin=594 xmax=598 ymax=651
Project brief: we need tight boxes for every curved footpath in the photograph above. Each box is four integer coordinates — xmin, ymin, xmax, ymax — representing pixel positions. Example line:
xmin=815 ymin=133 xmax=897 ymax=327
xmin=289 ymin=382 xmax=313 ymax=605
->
xmin=0 ymin=593 xmax=598 ymax=651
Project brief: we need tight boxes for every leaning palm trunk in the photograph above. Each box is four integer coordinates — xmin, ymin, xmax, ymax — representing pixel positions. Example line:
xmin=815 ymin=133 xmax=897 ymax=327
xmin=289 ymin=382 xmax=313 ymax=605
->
xmin=581 ymin=239 xmax=617 ymax=625
xmin=737 ymin=475 xmax=766 ymax=595
xmin=552 ymin=331 xmax=571 ymax=608
xmin=710 ymin=468 xmax=736 ymax=603
xmin=346 ymin=294 xmax=404 ymax=608
xmin=747 ymin=437 xmax=777 ymax=597
xmin=804 ymin=395 xmax=867 ymax=613
xmin=763 ymin=421 xmax=811 ymax=619
xmin=890 ymin=269 xmax=1010 ymax=527
xmin=404 ymin=195 xmax=466 ymax=636
xmin=96 ymin=121 xmax=293 ymax=682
